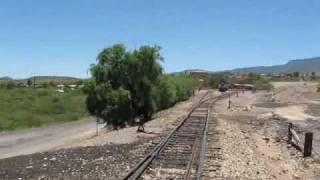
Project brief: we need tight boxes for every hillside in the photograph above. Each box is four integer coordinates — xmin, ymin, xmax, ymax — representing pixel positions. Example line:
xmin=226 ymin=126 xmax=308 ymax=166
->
xmin=0 ymin=76 xmax=13 ymax=82
xmin=24 ymin=76 xmax=82 ymax=84
xmin=0 ymin=76 xmax=82 ymax=85
xmin=232 ymin=57 xmax=320 ymax=74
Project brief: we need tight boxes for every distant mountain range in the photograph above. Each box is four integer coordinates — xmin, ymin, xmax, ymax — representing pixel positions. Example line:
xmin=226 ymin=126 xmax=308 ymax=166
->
xmin=0 ymin=76 xmax=82 ymax=84
xmin=0 ymin=76 xmax=13 ymax=81
xmin=2 ymin=57 xmax=320 ymax=81
xmin=232 ymin=57 xmax=320 ymax=74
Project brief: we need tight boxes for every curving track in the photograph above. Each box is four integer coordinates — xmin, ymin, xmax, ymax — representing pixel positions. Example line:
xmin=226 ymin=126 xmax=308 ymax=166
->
xmin=123 ymin=91 xmax=232 ymax=180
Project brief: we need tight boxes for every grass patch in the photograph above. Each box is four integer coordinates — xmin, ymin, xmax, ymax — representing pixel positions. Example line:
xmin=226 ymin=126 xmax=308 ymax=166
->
xmin=0 ymin=87 xmax=87 ymax=131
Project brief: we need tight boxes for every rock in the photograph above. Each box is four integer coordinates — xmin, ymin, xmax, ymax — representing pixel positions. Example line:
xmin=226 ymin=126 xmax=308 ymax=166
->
xmin=50 ymin=157 xmax=57 ymax=161
xmin=282 ymin=169 xmax=288 ymax=174
xmin=293 ymin=174 xmax=300 ymax=179
xmin=263 ymin=137 xmax=270 ymax=142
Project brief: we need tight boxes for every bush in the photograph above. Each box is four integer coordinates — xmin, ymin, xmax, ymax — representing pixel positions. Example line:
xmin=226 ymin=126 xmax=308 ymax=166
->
xmin=208 ymin=73 xmax=226 ymax=89
xmin=153 ymin=76 xmax=177 ymax=109
xmin=5 ymin=81 xmax=16 ymax=89
xmin=153 ymin=74 xmax=196 ymax=111
xmin=254 ymin=78 xmax=273 ymax=91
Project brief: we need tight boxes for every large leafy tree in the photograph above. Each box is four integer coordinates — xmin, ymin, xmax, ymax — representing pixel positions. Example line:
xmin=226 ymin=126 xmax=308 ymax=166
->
xmin=128 ymin=46 xmax=163 ymax=131
xmin=84 ymin=44 xmax=163 ymax=130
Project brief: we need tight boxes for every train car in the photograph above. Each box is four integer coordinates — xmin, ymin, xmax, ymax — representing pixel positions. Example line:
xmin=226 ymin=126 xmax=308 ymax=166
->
xmin=218 ymin=83 xmax=254 ymax=92
xmin=218 ymin=83 xmax=229 ymax=92
xmin=230 ymin=83 xmax=254 ymax=90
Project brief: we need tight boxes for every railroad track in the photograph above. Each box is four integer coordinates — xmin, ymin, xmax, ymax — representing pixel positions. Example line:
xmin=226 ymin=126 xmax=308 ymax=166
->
xmin=123 ymin=91 xmax=232 ymax=180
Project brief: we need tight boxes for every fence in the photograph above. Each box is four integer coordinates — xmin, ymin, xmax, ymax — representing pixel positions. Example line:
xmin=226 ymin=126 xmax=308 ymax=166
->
xmin=287 ymin=122 xmax=313 ymax=157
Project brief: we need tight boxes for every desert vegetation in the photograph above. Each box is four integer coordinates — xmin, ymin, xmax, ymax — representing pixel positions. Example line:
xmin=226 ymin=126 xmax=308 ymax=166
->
xmin=208 ymin=73 xmax=227 ymax=89
xmin=84 ymin=44 xmax=196 ymax=130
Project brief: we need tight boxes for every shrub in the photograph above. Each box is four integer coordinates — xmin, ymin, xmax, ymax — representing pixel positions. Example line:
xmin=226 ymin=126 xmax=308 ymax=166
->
xmin=208 ymin=73 xmax=226 ymax=89
xmin=153 ymin=76 xmax=177 ymax=110
xmin=5 ymin=81 xmax=16 ymax=89
xmin=169 ymin=74 xmax=196 ymax=101
xmin=254 ymin=78 xmax=273 ymax=91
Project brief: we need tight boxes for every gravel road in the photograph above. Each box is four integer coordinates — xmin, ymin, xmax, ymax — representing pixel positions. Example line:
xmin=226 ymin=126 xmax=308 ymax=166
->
xmin=0 ymin=117 xmax=100 ymax=159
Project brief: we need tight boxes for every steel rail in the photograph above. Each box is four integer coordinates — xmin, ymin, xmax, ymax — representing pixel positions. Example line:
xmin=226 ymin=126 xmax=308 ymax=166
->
xmin=123 ymin=91 xmax=210 ymax=180
xmin=195 ymin=97 xmax=212 ymax=180
xmin=123 ymin=91 xmax=233 ymax=180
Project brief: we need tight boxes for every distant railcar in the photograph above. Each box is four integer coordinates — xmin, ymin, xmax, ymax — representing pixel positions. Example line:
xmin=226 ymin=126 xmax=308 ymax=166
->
xmin=218 ymin=83 xmax=229 ymax=92
xmin=230 ymin=83 xmax=254 ymax=90
xmin=218 ymin=83 xmax=254 ymax=92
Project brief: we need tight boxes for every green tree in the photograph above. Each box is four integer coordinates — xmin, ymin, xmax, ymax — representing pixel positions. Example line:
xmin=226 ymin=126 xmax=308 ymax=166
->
xmin=127 ymin=46 xmax=163 ymax=131
xmin=169 ymin=73 xmax=196 ymax=101
xmin=27 ymin=79 xmax=32 ymax=87
xmin=84 ymin=44 xmax=163 ymax=131
xmin=153 ymin=75 xmax=177 ymax=109
xmin=84 ymin=44 xmax=132 ymax=128
xmin=208 ymin=73 xmax=226 ymax=89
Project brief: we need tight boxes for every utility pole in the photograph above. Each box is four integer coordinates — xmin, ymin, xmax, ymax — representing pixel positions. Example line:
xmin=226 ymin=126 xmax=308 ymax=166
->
xmin=33 ymin=76 xmax=36 ymax=88
xmin=31 ymin=73 xmax=36 ymax=88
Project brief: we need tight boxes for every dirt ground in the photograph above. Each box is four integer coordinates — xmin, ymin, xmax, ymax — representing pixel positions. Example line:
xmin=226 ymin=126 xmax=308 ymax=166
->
xmin=2 ymin=82 xmax=320 ymax=179
xmin=271 ymin=82 xmax=320 ymax=154
xmin=0 ymin=91 xmax=207 ymax=179
xmin=211 ymin=82 xmax=320 ymax=179
xmin=0 ymin=117 xmax=101 ymax=159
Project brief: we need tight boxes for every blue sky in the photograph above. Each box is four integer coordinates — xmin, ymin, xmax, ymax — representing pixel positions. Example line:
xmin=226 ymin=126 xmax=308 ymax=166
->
xmin=0 ymin=0 xmax=319 ymax=78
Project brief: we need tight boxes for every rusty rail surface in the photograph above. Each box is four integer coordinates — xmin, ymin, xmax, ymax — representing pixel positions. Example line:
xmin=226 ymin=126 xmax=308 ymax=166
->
xmin=123 ymin=91 xmax=232 ymax=180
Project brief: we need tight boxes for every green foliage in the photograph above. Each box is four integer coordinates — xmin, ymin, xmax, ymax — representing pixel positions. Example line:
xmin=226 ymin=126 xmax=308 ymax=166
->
xmin=85 ymin=44 xmax=163 ymax=128
xmin=253 ymin=78 xmax=273 ymax=91
xmin=153 ymin=74 xmax=196 ymax=110
xmin=169 ymin=74 xmax=196 ymax=101
xmin=0 ymin=88 xmax=87 ymax=131
xmin=248 ymin=72 xmax=262 ymax=83
xmin=27 ymin=79 xmax=32 ymax=86
xmin=153 ymin=75 xmax=177 ymax=109
xmin=208 ymin=73 xmax=226 ymax=89
xmin=85 ymin=44 xmax=196 ymax=128
xmin=244 ymin=73 xmax=273 ymax=90
xmin=5 ymin=81 xmax=16 ymax=89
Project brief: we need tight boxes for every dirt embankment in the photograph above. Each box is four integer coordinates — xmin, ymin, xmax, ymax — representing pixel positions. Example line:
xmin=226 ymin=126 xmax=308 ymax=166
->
xmin=211 ymin=89 xmax=320 ymax=179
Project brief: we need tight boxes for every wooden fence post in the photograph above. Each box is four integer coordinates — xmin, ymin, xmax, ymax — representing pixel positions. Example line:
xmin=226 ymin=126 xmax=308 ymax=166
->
xmin=304 ymin=132 xmax=313 ymax=157
xmin=288 ymin=123 xmax=293 ymax=143
xmin=228 ymin=94 xmax=231 ymax=109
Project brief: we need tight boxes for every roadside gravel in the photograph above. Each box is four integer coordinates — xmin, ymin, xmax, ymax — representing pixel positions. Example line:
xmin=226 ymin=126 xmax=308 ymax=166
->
xmin=211 ymin=90 xmax=320 ymax=179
